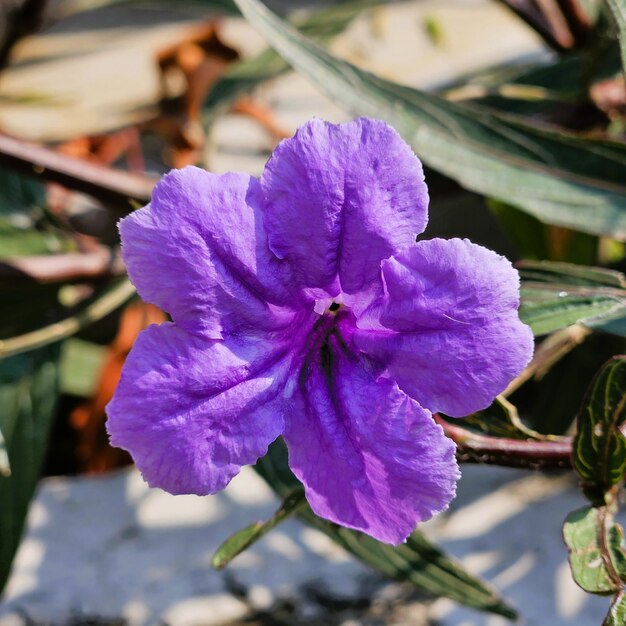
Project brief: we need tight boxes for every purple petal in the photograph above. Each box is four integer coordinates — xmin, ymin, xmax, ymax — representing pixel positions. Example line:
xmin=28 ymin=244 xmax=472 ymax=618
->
xmin=106 ymin=322 xmax=301 ymax=495
xmin=120 ymin=167 xmax=301 ymax=339
xmin=284 ymin=334 xmax=459 ymax=545
xmin=354 ymin=238 xmax=534 ymax=417
xmin=261 ymin=118 xmax=429 ymax=295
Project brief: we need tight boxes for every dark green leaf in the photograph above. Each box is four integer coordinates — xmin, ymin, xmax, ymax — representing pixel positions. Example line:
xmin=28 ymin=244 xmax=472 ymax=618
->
xmin=488 ymin=199 xmax=550 ymax=260
xmin=573 ymin=356 xmax=626 ymax=497
xmin=233 ymin=0 xmax=626 ymax=240
xmin=0 ymin=343 xmax=61 ymax=592
xmin=212 ymin=489 xmax=306 ymax=569
xmin=563 ymin=506 xmax=620 ymax=595
xmin=53 ymin=0 xmax=239 ymax=20
xmin=519 ymin=261 xmax=626 ymax=336
xmin=255 ymin=441 xmax=517 ymax=619
xmin=457 ymin=44 xmax=621 ymax=116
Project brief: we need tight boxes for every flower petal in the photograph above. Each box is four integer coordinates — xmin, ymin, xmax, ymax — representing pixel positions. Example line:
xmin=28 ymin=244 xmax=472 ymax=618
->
xmin=120 ymin=167 xmax=301 ymax=339
xmin=354 ymin=238 xmax=534 ymax=417
xmin=261 ymin=118 xmax=428 ymax=295
xmin=106 ymin=322 xmax=298 ymax=495
xmin=283 ymin=334 xmax=459 ymax=544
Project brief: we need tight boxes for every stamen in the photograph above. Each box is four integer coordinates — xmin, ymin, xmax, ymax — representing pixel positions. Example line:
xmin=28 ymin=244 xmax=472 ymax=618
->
xmin=329 ymin=302 xmax=340 ymax=312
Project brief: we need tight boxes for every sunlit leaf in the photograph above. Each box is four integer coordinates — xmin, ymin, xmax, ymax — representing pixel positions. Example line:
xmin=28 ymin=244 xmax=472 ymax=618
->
xmin=212 ymin=488 xmax=306 ymax=569
xmin=233 ymin=0 xmax=626 ymax=240
xmin=563 ymin=506 xmax=620 ymax=595
xmin=519 ymin=261 xmax=626 ymax=336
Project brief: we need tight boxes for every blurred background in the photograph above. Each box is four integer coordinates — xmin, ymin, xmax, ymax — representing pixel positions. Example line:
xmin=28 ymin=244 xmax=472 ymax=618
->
xmin=1 ymin=1 xmax=626 ymax=624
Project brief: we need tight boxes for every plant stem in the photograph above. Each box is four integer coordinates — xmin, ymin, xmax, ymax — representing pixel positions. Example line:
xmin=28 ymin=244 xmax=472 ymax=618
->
xmin=0 ymin=279 xmax=135 ymax=359
xmin=0 ymin=134 xmax=154 ymax=212
xmin=496 ymin=0 xmax=572 ymax=50
xmin=436 ymin=415 xmax=573 ymax=469
xmin=0 ymin=246 xmax=125 ymax=284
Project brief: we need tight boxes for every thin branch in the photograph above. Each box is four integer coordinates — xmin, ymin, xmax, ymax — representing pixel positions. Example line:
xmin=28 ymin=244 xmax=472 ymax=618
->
xmin=0 ymin=246 xmax=125 ymax=284
xmin=0 ymin=134 xmax=155 ymax=212
xmin=436 ymin=415 xmax=573 ymax=469
xmin=0 ymin=279 xmax=136 ymax=359
xmin=556 ymin=0 xmax=592 ymax=44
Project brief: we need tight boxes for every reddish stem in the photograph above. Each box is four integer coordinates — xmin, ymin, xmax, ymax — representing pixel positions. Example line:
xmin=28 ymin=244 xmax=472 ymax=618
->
xmin=435 ymin=415 xmax=573 ymax=469
xmin=0 ymin=133 xmax=155 ymax=212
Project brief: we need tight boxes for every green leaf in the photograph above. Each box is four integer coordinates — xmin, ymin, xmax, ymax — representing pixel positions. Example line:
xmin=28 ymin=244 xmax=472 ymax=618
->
xmin=563 ymin=506 xmax=620 ymax=595
xmin=60 ymin=339 xmax=106 ymax=398
xmin=606 ymin=593 xmax=626 ymax=625
xmin=212 ymin=489 xmax=306 ymax=569
xmin=572 ymin=356 xmax=626 ymax=498
xmin=233 ymin=0 xmax=626 ymax=240
xmin=0 ymin=342 xmax=61 ymax=592
xmin=53 ymin=0 xmax=239 ymax=20
xmin=459 ymin=44 xmax=621 ymax=116
xmin=519 ymin=261 xmax=626 ymax=336
xmin=205 ymin=0 xmax=380 ymax=115
xmin=255 ymin=440 xmax=517 ymax=620
xmin=606 ymin=0 xmax=626 ymax=79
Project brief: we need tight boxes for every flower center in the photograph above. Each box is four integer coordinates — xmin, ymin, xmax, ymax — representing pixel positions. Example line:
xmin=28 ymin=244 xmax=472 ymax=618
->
xmin=313 ymin=296 xmax=345 ymax=316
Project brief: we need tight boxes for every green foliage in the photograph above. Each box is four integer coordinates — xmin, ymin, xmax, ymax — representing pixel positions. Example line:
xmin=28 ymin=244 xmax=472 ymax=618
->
xmin=564 ymin=355 xmax=626 ymax=624
xmin=573 ymin=356 xmax=626 ymax=499
xmin=0 ymin=343 xmax=61 ymax=592
xmin=563 ymin=506 xmax=624 ymax=595
xmin=233 ymin=0 xmax=626 ymax=240
xmin=212 ymin=488 xmax=306 ymax=569
xmin=519 ymin=261 xmax=626 ymax=336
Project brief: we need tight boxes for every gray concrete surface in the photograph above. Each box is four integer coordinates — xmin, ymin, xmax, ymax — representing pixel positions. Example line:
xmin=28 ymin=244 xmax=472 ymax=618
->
xmin=0 ymin=465 xmax=610 ymax=625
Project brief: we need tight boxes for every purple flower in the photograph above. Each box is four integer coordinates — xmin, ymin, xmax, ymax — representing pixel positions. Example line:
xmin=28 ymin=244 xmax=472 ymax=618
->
xmin=106 ymin=118 xmax=533 ymax=545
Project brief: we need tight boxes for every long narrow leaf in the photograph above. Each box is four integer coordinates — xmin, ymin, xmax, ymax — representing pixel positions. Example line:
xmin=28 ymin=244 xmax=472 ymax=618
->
xmin=519 ymin=261 xmax=626 ymax=336
xmin=0 ymin=343 xmax=61 ymax=592
xmin=233 ymin=0 xmax=626 ymax=239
